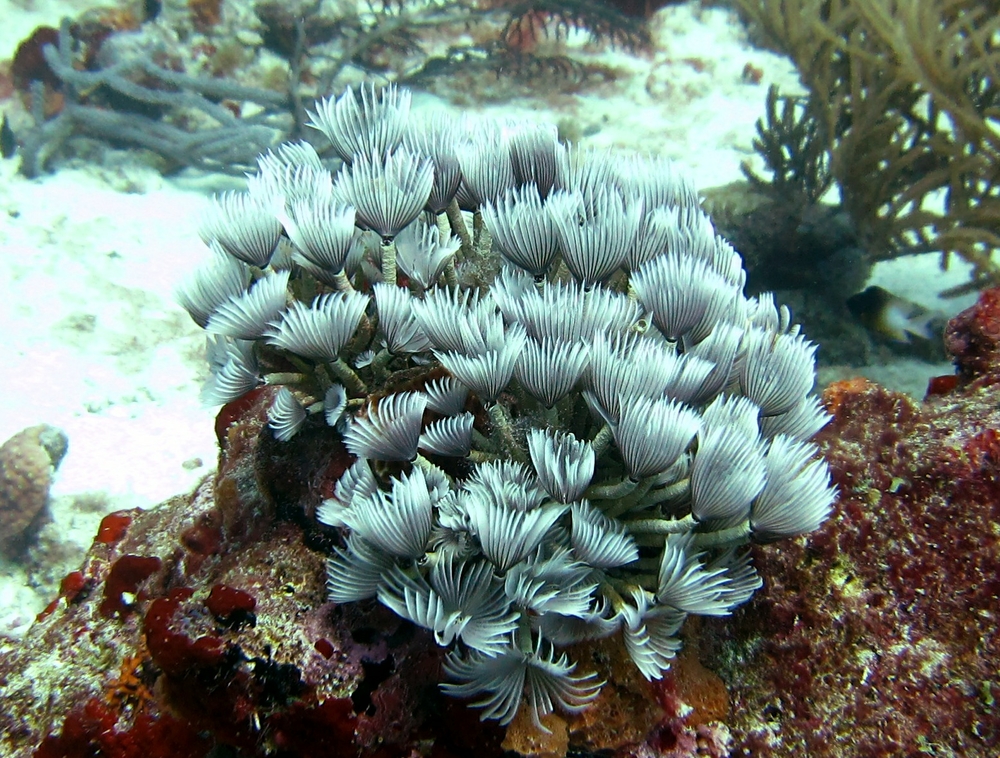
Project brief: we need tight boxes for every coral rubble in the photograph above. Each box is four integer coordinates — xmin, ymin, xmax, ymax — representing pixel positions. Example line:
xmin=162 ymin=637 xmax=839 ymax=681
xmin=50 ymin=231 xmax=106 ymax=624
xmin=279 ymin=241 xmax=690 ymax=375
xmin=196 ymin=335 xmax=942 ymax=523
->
xmin=7 ymin=0 xmax=649 ymax=176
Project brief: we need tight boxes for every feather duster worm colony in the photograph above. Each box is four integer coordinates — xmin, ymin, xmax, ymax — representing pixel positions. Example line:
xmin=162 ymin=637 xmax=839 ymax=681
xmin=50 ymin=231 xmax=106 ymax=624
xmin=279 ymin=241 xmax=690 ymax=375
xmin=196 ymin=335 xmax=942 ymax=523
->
xmin=177 ymin=83 xmax=837 ymax=731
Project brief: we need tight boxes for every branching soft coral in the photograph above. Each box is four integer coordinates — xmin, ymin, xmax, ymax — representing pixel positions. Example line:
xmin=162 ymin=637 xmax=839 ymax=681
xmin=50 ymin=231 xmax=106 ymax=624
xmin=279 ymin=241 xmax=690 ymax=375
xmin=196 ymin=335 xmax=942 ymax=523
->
xmin=733 ymin=0 xmax=1000 ymax=296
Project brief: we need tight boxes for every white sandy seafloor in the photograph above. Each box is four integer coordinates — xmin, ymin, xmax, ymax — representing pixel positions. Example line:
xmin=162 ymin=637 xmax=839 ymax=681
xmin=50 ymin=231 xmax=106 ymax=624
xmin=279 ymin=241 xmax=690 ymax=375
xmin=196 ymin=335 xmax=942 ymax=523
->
xmin=0 ymin=0 xmax=978 ymax=637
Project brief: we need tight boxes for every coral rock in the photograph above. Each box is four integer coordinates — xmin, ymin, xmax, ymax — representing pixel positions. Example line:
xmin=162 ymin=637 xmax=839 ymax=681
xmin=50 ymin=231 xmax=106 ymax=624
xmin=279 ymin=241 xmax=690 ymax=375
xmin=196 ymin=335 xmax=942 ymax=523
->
xmin=701 ymin=287 xmax=1000 ymax=757
xmin=568 ymin=637 xmax=666 ymax=751
xmin=0 ymin=397 xmax=477 ymax=758
xmin=0 ymin=424 xmax=67 ymax=558
xmin=944 ymin=286 xmax=1000 ymax=386
xmin=10 ymin=26 xmax=60 ymax=91
xmin=502 ymin=709 xmax=569 ymax=758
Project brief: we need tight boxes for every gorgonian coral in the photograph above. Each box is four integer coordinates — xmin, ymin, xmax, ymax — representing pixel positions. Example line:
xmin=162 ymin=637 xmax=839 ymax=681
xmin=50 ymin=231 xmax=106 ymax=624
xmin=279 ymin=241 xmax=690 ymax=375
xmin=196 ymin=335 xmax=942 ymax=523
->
xmin=177 ymin=84 xmax=837 ymax=732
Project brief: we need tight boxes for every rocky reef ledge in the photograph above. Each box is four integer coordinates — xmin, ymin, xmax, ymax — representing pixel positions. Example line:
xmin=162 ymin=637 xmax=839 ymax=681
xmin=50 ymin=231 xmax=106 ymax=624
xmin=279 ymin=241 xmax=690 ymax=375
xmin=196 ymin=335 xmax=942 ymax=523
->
xmin=2 ymin=291 xmax=999 ymax=758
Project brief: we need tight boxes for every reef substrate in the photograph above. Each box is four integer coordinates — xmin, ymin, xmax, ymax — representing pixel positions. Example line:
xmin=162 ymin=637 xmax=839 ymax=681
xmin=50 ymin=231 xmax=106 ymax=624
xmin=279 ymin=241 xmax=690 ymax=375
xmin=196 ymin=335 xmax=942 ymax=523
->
xmin=2 ymin=291 xmax=1000 ymax=758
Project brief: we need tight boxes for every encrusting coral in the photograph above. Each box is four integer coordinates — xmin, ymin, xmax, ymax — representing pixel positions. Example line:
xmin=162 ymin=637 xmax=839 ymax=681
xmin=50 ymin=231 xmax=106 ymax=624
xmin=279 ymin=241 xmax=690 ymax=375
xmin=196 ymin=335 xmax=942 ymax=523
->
xmin=176 ymin=83 xmax=837 ymax=731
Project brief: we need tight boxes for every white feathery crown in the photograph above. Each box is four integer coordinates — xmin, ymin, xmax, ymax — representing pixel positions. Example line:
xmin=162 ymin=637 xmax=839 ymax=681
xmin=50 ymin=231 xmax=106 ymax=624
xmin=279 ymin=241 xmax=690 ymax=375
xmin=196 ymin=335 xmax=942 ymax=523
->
xmin=180 ymin=83 xmax=837 ymax=734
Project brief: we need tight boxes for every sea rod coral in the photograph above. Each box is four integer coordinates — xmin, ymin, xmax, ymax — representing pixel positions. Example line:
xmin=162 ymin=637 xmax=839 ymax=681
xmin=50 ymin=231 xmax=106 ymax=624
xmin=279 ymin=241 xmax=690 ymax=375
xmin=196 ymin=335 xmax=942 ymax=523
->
xmin=176 ymin=83 xmax=837 ymax=732
xmin=731 ymin=0 xmax=1000 ymax=296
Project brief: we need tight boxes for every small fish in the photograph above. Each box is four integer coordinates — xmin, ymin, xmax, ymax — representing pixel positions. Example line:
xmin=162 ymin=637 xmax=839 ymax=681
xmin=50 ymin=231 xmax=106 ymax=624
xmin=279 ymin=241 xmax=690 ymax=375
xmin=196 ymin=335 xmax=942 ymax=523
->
xmin=847 ymin=286 xmax=940 ymax=343
xmin=0 ymin=113 xmax=16 ymax=159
